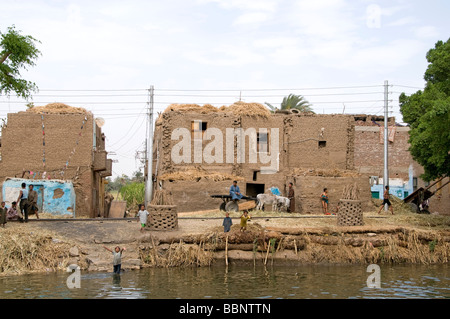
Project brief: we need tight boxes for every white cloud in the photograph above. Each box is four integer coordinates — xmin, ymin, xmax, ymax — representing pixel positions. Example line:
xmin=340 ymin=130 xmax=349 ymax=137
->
xmin=414 ymin=26 xmax=440 ymax=39
xmin=199 ymin=0 xmax=278 ymax=12
xmin=386 ymin=16 xmax=417 ymax=27
xmin=233 ymin=12 xmax=269 ymax=26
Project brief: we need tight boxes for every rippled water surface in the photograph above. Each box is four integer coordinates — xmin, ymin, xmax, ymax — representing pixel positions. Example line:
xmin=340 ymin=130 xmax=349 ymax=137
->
xmin=0 ymin=264 xmax=448 ymax=299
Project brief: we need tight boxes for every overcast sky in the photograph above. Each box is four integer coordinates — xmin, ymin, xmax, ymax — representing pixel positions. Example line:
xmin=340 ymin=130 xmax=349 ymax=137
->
xmin=1 ymin=0 xmax=448 ymax=178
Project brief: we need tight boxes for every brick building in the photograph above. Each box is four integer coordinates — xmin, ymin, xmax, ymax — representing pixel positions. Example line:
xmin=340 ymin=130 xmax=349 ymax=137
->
xmin=152 ymin=103 xmax=371 ymax=213
xmin=0 ymin=104 xmax=112 ymax=217
xmin=151 ymin=104 xmax=448 ymax=215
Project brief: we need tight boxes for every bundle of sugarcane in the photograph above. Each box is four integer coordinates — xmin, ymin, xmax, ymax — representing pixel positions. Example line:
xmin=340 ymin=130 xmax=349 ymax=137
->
xmin=341 ymin=182 xmax=360 ymax=200
xmin=151 ymin=189 xmax=174 ymax=206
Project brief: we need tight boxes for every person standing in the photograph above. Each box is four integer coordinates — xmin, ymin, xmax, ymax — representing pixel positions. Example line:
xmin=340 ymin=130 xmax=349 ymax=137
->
xmin=321 ymin=188 xmax=329 ymax=215
xmin=16 ymin=182 xmax=28 ymax=223
xmin=240 ymin=210 xmax=251 ymax=232
xmin=0 ymin=201 xmax=7 ymax=228
xmin=287 ymin=182 xmax=295 ymax=213
xmin=136 ymin=204 xmax=149 ymax=232
xmin=223 ymin=212 xmax=232 ymax=232
xmin=27 ymin=184 xmax=40 ymax=221
xmin=378 ymin=186 xmax=394 ymax=215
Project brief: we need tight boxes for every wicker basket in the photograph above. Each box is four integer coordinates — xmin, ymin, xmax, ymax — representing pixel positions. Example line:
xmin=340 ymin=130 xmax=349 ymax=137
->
xmin=337 ymin=199 xmax=363 ymax=226
xmin=148 ymin=205 xmax=178 ymax=231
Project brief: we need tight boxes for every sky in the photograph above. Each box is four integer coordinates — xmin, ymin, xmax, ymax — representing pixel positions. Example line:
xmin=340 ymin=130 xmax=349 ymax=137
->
xmin=1 ymin=0 xmax=449 ymax=178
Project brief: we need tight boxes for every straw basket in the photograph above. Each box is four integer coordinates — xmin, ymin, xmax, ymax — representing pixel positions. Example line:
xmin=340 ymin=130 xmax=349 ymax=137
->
xmin=337 ymin=199 xmax=364 ymax=226
xmin=148 ymin=205 xmax=178 ymax=231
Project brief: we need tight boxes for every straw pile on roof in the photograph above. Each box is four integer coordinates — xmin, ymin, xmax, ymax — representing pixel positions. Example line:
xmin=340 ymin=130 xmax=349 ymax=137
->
xmin=161 ymin=101 xmax=271 ymax=118
xmin=222 ymin=101 xmax=271 ymax=118
xmin=26 ymin=102 xmax=90 ymax=114
xmin=159 ymin=167 xmax=244 ymax=182
xmin=290 ymin=168 xmax=362 ymax=178
xmin=163 ymin=103 xmax=219 ymax=114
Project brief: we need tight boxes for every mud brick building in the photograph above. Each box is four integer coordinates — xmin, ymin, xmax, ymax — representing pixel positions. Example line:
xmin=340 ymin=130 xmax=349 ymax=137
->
xmin=152 ymin=103 xmax=448 ymax=215
xmin=152 ymin=103 xmax=372 ymax=213
xmin=0 ymin=104 xmax=112 ymax=217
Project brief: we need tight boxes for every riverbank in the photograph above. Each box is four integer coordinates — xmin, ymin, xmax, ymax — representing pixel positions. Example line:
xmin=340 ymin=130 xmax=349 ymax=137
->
xmin=0 ymin=198 xmax=449 ymax=276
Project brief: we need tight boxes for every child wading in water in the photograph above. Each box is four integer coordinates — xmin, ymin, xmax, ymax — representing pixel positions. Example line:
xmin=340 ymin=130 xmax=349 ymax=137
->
xmin=240 ymin=210 xmax=251 ymax=232
xmin=136 ymin=204 xmax=150 ymax=232
xmin=103 ymin=246 xmax=126 ymax=274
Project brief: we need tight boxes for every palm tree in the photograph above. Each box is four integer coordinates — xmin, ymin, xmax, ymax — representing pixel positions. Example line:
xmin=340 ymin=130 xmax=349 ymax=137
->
xmin=265 ymin=94 xmax=314 ymax=113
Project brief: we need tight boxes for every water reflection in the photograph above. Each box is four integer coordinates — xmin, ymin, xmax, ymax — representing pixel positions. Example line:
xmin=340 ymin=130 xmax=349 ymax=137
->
xmin=0 ymin=264 xmax=448 ymax=299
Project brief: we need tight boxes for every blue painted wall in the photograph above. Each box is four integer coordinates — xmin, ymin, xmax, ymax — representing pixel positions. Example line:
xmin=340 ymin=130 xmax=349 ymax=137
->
xmin=370 ymin=166 xmax=414 ymax=200
xmin=2 ymin=178 xmax=76 ymax=217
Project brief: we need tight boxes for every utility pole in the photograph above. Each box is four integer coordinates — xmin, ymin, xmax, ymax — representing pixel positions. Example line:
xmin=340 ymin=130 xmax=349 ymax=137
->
xmin=383 ymin=80 xmax=389 ymax=210
xmin=144 ymin=85 xmax=154 ymax=207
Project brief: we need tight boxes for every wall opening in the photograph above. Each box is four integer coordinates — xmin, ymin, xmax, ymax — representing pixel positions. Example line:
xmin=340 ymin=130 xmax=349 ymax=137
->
xmin=246 ymin=183 xmax=265 ymax=197
xmin=318 ymin=140 xmax=327 ymax=148
xmin=257 ymin=132 xmax=269 ymax=153
xmin=191 ymin=120 xmax=207 ymax=140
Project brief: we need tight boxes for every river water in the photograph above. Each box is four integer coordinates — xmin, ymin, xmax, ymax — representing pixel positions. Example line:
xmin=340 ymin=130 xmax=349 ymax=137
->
xmin=0 ymin=264 xmax=448 ymax=299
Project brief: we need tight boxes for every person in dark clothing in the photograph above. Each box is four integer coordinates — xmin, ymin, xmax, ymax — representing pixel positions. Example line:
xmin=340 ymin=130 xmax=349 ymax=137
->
xmin=27 ymin=184 xmax=40 ymax=221
xmin=287 ymin=182 xmax=295 ymax=213
xmin=223 ymin=212 xmax=232 ymax=232
xmin=378 ymin=185 xmax=394 ymax=215
xmin=16 ymin=183 xmax=28 ymax=223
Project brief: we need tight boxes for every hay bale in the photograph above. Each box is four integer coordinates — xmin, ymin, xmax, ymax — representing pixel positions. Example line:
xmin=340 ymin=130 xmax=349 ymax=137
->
xmin=26 ymin=103 xmax=90 ymax=115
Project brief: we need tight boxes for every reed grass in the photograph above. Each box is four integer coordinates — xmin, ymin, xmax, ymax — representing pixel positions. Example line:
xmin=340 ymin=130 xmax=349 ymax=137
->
xmin=139 ymin=239 xmax=215 ymax=268
xmin=0 ymin=225 xmax=82 ymax=275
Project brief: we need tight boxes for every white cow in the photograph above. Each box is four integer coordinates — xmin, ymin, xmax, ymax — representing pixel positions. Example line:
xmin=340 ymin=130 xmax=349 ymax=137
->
xmin=274 ymin=196 xmax=290 ymax=212
xmin=256 ymin=193 xmax=276 ymax=211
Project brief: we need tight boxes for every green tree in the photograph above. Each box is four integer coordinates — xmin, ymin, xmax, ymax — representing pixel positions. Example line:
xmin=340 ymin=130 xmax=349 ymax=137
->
xmin=131 ymin=170 xmax=144 ymax=183
xmin=265 ymin=94 xmax=314 ymax=113
xmin=0 ymin=25 xmax=41 ymax=99
xmin=399 ymin=38 xmax=450 ymax=182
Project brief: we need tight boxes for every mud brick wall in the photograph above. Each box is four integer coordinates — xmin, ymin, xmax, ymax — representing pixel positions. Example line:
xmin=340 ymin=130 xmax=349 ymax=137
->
xmin=285 ymin=114 xmax=354 ymax=171
xmin=153 ymin=112 xmax=358 ymax=213
xmin=161 ymin=180 xmax=234 ymax=212
xmin=294 ymin=175 xmax=372 ymax=214
xmin=0 ymin=112 xmax=100 ymax=217
xmin=154 ymin=112 xmax=355 ymax=175
xmin=353 ymin=126 xmax=413 ymax=179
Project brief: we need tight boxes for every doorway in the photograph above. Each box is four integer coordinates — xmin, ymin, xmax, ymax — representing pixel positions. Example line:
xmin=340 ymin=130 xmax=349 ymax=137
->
xmin=246 ymin=183 xmax=265 ymax=197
